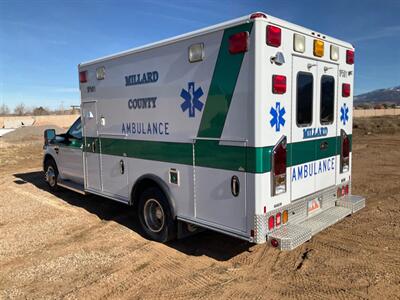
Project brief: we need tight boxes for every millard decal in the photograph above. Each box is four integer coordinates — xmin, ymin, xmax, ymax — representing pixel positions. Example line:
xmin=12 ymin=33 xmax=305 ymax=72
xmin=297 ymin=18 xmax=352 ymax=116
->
xmin=125 ymin=71 xmax=159 ymax=86
xmin=303 ymin=127 xmax=328 ymax=139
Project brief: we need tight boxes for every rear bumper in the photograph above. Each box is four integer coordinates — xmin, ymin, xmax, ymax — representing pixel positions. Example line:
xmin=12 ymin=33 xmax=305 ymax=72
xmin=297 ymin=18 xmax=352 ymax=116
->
xmin=253 ymin=187 xmax=365 ymax=249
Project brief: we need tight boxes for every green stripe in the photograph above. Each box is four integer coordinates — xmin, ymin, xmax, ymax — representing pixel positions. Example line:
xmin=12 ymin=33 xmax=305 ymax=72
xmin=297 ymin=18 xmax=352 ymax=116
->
xmin=197 ymin=22 xmax=253 ymax=138
xmin=84 ymin=135 xmax=351 ymax=174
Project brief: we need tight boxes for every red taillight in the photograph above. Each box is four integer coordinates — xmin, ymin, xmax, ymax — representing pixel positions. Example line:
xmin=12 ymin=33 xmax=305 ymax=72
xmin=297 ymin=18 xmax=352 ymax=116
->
xmin=229 ymin=32 xmax=249 ymax=54
xmin=341 ymin=130 xmax=350 ymax=173
xmin=273 ymin=139 xmax=286 ymax=176
xmin=79 ymin=71 xmax=87 ymax=83
xmin=271 ymin=238 xmax=279 ymax=248
xmin=346 ymin=50 xmax=354 ymax=64
xmin=268 ymin=215 xmax=275 ymax=230
xmin=272 ymin=136 xmax=287 ymax=196
xmin=345 ymin=185 xmax=349 ymax=195
xmin=272 ymin=75 xmax=286 ymax=94
xmin=342 ymin=83 xmax=351 ymax=97
xmin=276 ymin=212 xmax=281 ymax=226
xmin=250 ymin=12 xmax=267 ymax=19
xmin=266 ymin=25 xmax=281 ymax=47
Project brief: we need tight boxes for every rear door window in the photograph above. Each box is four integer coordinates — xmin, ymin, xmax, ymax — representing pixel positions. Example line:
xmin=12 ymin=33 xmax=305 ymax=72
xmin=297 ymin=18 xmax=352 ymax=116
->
xmin=296 ymin=72 xmax=313 ymax=126
xmin=320 ymin=75 xmax=335 ymax=124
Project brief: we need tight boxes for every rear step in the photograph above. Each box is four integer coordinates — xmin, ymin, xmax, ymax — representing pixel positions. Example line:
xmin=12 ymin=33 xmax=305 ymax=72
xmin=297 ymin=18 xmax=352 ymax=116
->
xmin=268 ymin=195 xmax=365 ymax=250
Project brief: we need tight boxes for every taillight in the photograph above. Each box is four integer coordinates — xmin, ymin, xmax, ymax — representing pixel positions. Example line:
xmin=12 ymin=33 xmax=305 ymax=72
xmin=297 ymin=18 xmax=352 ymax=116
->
xmin=346 ymin=50 xmax=354 ymax=64
xmin=340 ymin=129 xmax=350 ymax=173
xmin=342 ymin=83 xmax=351 ymax=97
xmin=268 ymin=215 xmax=275 ymax=230
xmin=79 ymin=71 xmax=87 ymax=83
xmin=250 ymin=12 xmax=267 ymax=19
xmin=272 ymin=75 xmax=286 ymax=94
xmin=229 ymin=32 xmax=249 ymax=54
xmin=271 ymin=136 xmax=287 ymax=196
xmin=266 ymin=25 xmax=281 ymax=47
xmin=276 ymin=212 xmax=281 ymax=226
xmin=345 ymin=185 xmax=349 ymax=195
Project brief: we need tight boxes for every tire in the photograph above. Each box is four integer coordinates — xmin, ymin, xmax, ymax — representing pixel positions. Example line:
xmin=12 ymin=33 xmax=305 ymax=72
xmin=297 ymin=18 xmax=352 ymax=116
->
xmin=44 ymin=158 xmax=59 ymax=192
xmin=138 ymin=186 xmax=176 ymax=243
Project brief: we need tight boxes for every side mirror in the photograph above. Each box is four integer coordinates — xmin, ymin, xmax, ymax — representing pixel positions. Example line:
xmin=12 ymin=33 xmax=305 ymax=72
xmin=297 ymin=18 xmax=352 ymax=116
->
xmin=44 ymin=129 xmax=56 ymax=146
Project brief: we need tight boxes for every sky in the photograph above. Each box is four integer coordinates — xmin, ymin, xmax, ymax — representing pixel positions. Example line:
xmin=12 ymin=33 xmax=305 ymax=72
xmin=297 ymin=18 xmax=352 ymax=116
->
xmin=0 ymin=0 xmax=399 ymax=110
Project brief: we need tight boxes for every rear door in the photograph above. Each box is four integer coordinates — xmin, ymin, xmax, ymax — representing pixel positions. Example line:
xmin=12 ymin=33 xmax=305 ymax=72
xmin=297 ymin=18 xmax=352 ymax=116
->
xmin=315 ymin=61 xmax=338 ymax=191
xmin=290 ymin=56 xmax=317 ymax=200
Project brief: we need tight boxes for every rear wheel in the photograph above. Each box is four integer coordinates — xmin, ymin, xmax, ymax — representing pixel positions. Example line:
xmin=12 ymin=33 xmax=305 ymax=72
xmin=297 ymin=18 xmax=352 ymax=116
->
xmin=44 ymin=158 xmax=59 ymax=191
xmin=138 ymin=187 xmax=176 ymax=243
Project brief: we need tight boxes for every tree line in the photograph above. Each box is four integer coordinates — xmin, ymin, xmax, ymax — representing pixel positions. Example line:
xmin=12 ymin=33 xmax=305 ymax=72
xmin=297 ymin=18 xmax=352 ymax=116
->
xmin=0 ymin=103 xmax=79 ymax=116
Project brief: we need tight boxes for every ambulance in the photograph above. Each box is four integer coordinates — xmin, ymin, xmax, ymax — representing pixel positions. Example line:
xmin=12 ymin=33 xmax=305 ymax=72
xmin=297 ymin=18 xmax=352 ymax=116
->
xmin=43 ymin=12 xmax=365 ymax=250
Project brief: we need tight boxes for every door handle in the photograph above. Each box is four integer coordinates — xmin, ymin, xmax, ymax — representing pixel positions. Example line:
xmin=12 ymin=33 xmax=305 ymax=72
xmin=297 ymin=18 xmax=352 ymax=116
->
xmin=307 ymin=63 xmax=317 ymax=69
xmin=91 ymin=140 xmax=96 ymax=152
xmin=320 ymin=141 xmax=328 ymax=150
xmin=119 ymin=159 xmax=125 ymax=174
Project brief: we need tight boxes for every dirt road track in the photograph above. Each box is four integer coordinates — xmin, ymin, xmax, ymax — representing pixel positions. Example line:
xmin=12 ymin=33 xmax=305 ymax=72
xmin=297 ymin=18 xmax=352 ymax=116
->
xmin=0 ymin=121 xmax=400 ymax=299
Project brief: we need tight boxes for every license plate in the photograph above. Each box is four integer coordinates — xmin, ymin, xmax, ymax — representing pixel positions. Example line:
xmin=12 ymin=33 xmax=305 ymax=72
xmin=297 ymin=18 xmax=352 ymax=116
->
xmin=307 ymin=198 xmax=321 ymax=215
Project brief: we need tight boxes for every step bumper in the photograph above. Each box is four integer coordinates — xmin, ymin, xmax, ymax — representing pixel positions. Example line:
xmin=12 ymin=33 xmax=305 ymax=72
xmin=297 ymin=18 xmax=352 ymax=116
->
xmin=268 ymin=195 xmax=365 ymax=250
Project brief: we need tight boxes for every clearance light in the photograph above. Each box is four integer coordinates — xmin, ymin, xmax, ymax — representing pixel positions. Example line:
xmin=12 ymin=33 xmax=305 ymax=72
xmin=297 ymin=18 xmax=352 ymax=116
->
xmin=96 ymin=66 xmax=105 ymax=80
xmin=229 ymin=32 xmax=249 ymax=54
xmin=313 ymin=40 xmax=324 ymax=57
xmin=268 ymin=215 xmax=275 ymax=230
xmin=266 ymin=25 xmax=281 ymax=47
xmin=271 ymin=239 xmax=279 ymax=248
xmin=346 ymin=50 xmax=354 ymax=64
xmin=250 ymin=12 xmax=267 ymax=19
xmin=272 ymin=75 xmax=286 ymax=94
xmin=79 ymin=71 xmax=87 ymax=83
xmin=282 ymin=210 xmax=288 ymax=224
xmin=293 ymin=33 xmax=305 ymax=53
xmin=188 ymin=43 xmax=204 ymax=63
xmin=330 ymin=45 xmax=339 ymax=61
xmin=342 ymin=83 xmax=351 ymax=97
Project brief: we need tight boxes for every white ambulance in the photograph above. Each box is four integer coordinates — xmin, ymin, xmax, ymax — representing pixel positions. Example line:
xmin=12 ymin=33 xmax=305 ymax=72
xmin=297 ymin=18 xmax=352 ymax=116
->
xmin=43 ymin=12 xmax=365 ymax=250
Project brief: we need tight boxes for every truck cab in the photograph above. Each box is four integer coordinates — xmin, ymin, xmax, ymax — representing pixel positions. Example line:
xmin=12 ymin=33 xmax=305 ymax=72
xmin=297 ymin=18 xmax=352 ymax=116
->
xmin=43 ymin=117 xmax=84 ymax=192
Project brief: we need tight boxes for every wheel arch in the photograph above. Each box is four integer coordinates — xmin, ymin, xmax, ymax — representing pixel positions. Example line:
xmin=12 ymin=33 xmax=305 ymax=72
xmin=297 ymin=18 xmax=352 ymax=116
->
xmin=130 ymin=174 xmax=177 ymax=219
xmin=43 ymin=153 xmax=56 ymax=171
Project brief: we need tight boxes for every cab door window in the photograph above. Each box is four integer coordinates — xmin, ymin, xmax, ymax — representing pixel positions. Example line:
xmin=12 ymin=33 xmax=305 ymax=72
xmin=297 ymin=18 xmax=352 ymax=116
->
xmin=68 ymin=118 xmax=82 ymax=140
xmin=320 ymin=75 xmax=335 ymax=124
xmin=296 ymin=72 xmax=313 ymax=126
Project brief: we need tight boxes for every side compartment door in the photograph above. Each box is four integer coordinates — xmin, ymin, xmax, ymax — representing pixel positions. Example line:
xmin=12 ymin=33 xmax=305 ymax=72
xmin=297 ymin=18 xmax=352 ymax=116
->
xmin=82 ymin=101 xmax=102 ymax=192
xmin=315 ymin=61 xmax=338 ymax=191
xmin=290 ymin=56 xmax=317 ymax=200
xmin=194 ymin=140 xmax=247 ymax=234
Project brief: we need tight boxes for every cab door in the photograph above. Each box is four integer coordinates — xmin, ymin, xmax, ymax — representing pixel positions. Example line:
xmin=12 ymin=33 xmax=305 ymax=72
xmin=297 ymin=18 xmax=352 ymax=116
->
xmin=315 ymin=62 xmax=338 ymax=191
xmin=290 ymin=56 xmax=317 ymax=200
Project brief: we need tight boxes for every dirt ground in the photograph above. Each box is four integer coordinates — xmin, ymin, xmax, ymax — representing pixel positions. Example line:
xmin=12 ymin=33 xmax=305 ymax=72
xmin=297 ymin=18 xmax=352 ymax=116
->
xmin=0 ymin=117 xmax=399 ymax=299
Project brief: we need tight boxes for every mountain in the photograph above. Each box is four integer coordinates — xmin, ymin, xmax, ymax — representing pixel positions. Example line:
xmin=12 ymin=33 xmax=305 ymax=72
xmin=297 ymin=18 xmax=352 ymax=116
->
xmin=355 ymin=86 xmax=400 ymax=105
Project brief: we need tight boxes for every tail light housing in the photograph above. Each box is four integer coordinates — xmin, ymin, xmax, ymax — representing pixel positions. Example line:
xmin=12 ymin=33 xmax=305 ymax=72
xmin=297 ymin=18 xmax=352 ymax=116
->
xmin=79 ymin=71 xmax=87 ymax=83
xmin=340 ymin=129 xmax=350 ymax=173
xmin=342 ymin=83 xmax=351 ymax=97
xmin=346 ymin=50 xmax=354 ymax=64
xmin=272 ymin=75 xmax=286 ymax=94
xmin=271 ymin=136 xmax=287 ymax=196
xmin=268 ymin=215 xmax=275 ymax=230
xmin=229 ymin=32 xmax=249 ymax=54
xmin=266 ymin=25 xmax=281 ymax=47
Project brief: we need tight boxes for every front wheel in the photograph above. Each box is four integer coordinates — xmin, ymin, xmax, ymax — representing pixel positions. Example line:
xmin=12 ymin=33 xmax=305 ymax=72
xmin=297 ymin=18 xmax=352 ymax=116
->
xmin=138 ymin=187 xmax=176 ymax=243
xmin=44 ymin=158 xmax=59 ymax=192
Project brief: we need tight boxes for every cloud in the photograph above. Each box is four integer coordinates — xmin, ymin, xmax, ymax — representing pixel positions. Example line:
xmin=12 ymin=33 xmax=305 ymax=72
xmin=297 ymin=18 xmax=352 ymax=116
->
xmin=351 ymin=25 xmax=400 ymax=42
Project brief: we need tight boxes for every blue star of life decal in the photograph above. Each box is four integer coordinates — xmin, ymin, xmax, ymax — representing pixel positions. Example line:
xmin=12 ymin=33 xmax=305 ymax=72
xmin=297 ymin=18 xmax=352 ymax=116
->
xmin=270 ymin=102 xmax=286 ymax=132
xmin=180 ymin=82 xmax=204 ymax=118
xmin=340 ymin=103 xmax=349 ymax=125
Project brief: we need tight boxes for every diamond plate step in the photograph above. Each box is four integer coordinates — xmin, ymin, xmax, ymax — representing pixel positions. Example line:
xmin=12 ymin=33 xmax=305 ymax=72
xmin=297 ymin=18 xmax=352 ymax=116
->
xmin=269 ymin=206 xmax=352 ymax=250
xmin=336 ymin=195 xmax=366 ymax=213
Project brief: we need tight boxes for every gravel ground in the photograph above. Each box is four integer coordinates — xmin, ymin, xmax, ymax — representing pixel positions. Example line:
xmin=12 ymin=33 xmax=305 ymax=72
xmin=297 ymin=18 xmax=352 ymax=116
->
xmin=0 ymin=117 xmax=399 ymax=299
